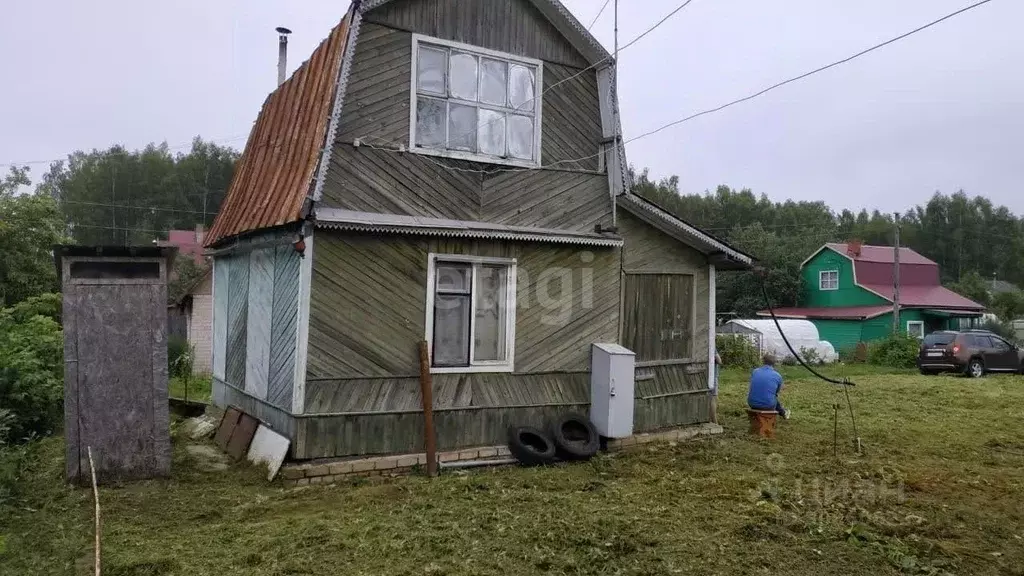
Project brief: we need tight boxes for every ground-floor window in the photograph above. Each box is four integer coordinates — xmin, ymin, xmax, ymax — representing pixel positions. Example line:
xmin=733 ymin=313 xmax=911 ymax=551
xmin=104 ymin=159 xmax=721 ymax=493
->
xmin=426 ymin=254 xmax=517 ymax=372
xmin=622 ymin=273 xmax=695 ymax=361
xmin=906 ymin=320 xmax=925 ymax=339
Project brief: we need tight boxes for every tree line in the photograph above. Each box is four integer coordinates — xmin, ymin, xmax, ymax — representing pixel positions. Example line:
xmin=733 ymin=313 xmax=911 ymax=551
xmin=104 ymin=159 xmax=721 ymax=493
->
xmin=2 ymin=142 xmax=1023 ymax=319
xmin=631 ymin=168 xmax=1024 ymax=318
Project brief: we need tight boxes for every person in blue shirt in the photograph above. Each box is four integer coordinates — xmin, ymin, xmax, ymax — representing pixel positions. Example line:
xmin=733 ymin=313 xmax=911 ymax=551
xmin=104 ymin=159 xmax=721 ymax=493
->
xmin=747 ymin=354 xmax=790 ymax=419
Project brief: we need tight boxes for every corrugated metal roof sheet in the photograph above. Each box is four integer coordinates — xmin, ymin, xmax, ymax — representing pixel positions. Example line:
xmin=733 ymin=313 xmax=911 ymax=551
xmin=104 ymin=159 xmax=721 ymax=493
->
xmin=860 ymin=283 xmax=985 ymax=310
xmin=204 ymin=14 xmax=351 ymax=248
xmin=315 ymin=208 xmax=624 ymax=247
xmin=826 ymin=242 xmax=936 ymax=265
xmin=756 ymin=306 xmax=894 ymax=320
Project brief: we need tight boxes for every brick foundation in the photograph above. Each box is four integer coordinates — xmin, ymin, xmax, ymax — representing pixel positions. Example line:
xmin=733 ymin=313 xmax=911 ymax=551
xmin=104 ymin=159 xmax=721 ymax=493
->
xmin=280 ymin=423 xmax=723 ymax=487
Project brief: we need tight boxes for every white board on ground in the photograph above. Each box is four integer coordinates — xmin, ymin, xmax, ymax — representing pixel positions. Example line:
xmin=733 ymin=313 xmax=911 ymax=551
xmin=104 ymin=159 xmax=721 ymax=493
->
xmin=246 ymin=425 xmax=290 ymax=481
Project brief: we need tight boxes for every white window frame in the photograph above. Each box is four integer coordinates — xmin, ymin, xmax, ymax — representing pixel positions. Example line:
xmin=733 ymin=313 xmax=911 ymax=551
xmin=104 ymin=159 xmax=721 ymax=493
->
xmin=819 ymin=270 xmax=839 ymax=291
xmin=425 ymin=253 xmax=517 ymax=374
xmin=409 ymin=34 xmax=544 ymax=168
xmin=906 ymin=321 xmax=925 ymax=339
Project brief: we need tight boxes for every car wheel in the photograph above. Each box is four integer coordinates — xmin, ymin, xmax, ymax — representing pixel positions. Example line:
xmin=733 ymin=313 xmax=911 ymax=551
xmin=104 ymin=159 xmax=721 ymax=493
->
xmin=967 ymin=358 xmax=985 ymax=378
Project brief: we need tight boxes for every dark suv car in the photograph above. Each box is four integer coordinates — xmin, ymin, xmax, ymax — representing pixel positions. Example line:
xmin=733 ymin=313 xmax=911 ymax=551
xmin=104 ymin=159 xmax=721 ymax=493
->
xmin=918 ymin=330 xmax=1024 ymax=377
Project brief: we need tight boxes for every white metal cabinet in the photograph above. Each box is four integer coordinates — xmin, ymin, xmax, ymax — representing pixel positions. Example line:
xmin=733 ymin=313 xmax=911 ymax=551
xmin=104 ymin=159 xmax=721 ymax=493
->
xmin=590 ymin=343 xmax=636 ymax=438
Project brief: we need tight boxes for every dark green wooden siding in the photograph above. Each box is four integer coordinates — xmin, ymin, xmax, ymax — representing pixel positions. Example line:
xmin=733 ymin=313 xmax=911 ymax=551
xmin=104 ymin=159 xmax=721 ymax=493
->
xmin=802 ymin=248 xmax=889 ymax=307
xmin=320 ymin=13 xmax=610 ymax=232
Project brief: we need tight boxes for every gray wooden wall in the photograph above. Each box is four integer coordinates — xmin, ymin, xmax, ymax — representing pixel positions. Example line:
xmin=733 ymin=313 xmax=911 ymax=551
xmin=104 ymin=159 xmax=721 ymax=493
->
xmin=296 ymin=230 xmax=620 ymax=458
xmin=307 ymin=231 xmax=620 ymax=379
xmin=212 ymin=240 xmax=302 ymax=416
xmin=618 ymin=211 xmax=711 ymax=362
xmin=320 ymin=0 xmax=610 ymax=232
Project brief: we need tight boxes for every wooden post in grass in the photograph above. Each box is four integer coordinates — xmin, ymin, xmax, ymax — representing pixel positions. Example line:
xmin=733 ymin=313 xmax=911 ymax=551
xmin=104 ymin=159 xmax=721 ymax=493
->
xmin=418 ymin=341 xmax=438 ymax=477
xmin=87 ymin=447 xmax=101 ymax=575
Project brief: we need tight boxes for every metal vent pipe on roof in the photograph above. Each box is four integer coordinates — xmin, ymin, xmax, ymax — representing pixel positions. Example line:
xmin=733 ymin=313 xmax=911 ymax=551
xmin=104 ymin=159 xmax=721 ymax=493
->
xmin=276 ymin=26 xmax=292 ymax=86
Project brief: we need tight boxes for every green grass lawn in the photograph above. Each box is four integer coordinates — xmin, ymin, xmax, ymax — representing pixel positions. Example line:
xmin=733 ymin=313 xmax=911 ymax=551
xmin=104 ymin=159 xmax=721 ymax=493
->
xmin=3 ymin=368 xmax=1023 ymax=576
xmin=168 ymin=374 xmax=212 ymax=404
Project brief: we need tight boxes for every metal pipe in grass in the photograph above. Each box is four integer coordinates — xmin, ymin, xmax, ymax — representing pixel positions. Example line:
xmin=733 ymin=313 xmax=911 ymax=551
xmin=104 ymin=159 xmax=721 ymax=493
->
xmin=439 ymin=458 xmax=518 ymax=471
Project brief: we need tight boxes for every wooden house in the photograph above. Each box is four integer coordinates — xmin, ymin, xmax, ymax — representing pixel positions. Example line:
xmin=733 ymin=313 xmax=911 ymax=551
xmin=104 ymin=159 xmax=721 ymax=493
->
xmin=204 ymin=0 xmax=752 ymax=460
xmin=757 ymin=241 xmax=984 ymax=351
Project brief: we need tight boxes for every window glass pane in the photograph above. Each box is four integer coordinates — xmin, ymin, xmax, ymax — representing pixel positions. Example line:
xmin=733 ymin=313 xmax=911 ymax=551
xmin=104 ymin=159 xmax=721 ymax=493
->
xmin=433 ymin=295 xmax=471 ymax=366
xmin=448 ymin=104 xmax=478 ymax=151
xmin=478 ymin=109 xmax=506 ymax=157
xmin=508 ymin=65 xmax=536 ymax=112
xmin=436 ymin=263 xmax=471 ymax=293
xmin=417 ymin=46 xmax=447 ymax=95
xmin=449 ymin=52 xmax=478 ymax=101
xmin=474 ymin=266 xmax=508 ymax=362
xmin=480 ymin=58 xmax=507 ymax=106
xmin=416 ymin=97 xmax=446 ymax=148
xmin=507 ymin=114 xmax=534 ymax=160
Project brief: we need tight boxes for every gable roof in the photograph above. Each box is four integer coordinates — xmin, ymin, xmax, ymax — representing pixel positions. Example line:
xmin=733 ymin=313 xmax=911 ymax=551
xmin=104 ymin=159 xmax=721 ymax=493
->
xmin=801 ymin=242 xmax=937 ymax=268
xmin=206 ymin=0 xmax=624 ymax=248
xmin=989 ymin=279 xmax=1018 ymax=295
xmin=360 ymin=0 xmax=611 ymax=65
xmin=825 ymin=242 xmax=936 ymax=265
xmin=616 ymin=193 xmax=754 ymax=269
xmin=205 ymin=13 xmax=352 ymax=247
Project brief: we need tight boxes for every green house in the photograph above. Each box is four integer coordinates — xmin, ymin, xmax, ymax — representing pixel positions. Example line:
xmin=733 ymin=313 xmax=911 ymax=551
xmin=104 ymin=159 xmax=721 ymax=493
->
xmin=758 ymin=242 xmax=985 ymax=351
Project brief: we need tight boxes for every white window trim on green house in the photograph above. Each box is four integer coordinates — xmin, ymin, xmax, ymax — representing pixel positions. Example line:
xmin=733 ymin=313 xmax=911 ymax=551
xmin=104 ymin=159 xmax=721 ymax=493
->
xmin=409 ymin=34 xmax=544 ymax=168
xmin=819 ymin=269 xmax=839 ymax=291
xmin=906 ymin=320 xmax=925 ymax=339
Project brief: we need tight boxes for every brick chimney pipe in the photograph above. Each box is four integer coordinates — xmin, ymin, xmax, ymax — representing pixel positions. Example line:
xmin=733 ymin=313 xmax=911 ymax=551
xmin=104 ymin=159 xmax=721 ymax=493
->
xmin=847 ymin=240 xmax=863 ymax=257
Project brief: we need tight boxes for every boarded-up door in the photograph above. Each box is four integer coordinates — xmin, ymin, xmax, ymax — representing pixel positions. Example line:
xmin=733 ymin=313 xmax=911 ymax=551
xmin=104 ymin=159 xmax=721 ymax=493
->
xmin=622 ymin=274 xmax=694 ymax=362
xmin=74 ymin=284 xmax=161 ymax=480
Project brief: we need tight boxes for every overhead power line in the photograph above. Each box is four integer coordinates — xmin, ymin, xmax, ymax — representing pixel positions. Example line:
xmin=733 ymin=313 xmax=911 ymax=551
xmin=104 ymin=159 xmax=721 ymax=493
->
xmin=0 ymin=134 xmax=249 ymax=170
xmin=627 ymin=0 xmax=998 ymax=144
xmin=588 ymin=0 xmax=613 ymax=30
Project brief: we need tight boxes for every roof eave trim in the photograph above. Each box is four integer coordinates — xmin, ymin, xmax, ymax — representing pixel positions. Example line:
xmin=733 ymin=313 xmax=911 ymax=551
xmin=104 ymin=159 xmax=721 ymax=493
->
xmin=315 ymin=220 xmax=623 ymax=247
xmin=617 ymin=193 xmax=754 ymax=266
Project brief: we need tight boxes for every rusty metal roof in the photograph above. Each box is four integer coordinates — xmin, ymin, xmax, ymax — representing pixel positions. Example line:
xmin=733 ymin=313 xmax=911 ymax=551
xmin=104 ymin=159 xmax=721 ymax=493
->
xmin=205 ymin=14 xmax=351 ymax=248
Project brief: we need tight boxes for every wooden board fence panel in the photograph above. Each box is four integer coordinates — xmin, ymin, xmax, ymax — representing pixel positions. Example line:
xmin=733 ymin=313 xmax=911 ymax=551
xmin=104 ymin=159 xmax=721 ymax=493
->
xmin=225 ymin=254 xmax=249 ymax=390
xmin=245 ymin=248 xmax=274 ymax=399
xmin=267 ymin=246 xmax=301 ymax=410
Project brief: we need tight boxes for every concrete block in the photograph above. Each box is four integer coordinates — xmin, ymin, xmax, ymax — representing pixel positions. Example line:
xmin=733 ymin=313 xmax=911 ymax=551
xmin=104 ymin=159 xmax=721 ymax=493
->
xmin=351 ymin=459 xmax=376 ymax=473
xmin=306 ymin=464 xmax=330 ymax=478
xmin=396 ymin=456 xmax=420 ymax=468
xmin=308 ymin=476 xmax=323 ymax=485
xmin=477 ymin=447 xmax=498 ymax=458
xmin=459 ymin=449 xmax=480 ymax=461
xmin=280 ymin=467 xmax=306 ymax=480
xmin=438 ymin=451 xmax=461 ymax=463
xmin=496 ymin=446 xmax=511 ymax=457
xmin=375 ymin=457 xmax=399 ymax=470
xmin=329 ymin=462 xmax=354 ymax=475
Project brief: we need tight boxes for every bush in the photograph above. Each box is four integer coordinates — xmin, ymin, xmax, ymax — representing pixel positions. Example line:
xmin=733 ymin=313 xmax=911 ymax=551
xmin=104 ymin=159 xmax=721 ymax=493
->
xmin=168 ymin=335 xmax=194 ymax=379
xmin=716 ymin=334 xmax=760 ymax=368
xmin=868 ymin=333 xmax=921 ymax=369
xmin=979 ymin=318 xmax=1019 ymax=343
xmin=0 ymin=297 xmax=63 ymax=444
xmin=798 ymin=347 xmax=822 ymax=365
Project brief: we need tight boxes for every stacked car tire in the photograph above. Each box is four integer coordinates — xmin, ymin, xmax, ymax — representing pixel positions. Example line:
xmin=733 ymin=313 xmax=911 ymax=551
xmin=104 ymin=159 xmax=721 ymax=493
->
xmin=507 ymin=413 xmax=600 ymax=466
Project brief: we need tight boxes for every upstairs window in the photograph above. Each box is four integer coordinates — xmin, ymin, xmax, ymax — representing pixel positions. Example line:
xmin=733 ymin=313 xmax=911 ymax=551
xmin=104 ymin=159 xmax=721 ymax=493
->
xmin=411 ymin=35 xmax=543 ymax=167
xmin=819 ymin=270 xmax=839 ymax=291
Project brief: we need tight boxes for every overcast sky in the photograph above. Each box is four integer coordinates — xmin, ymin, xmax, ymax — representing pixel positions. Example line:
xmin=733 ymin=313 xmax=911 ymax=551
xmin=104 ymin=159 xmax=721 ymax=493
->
xmin=3 ymin=0 xmax=1021 ymax=213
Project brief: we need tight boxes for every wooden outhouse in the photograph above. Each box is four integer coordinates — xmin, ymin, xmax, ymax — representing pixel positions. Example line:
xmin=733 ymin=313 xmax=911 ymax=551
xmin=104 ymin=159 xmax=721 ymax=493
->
xmin=56 ymin=245 xmax=175 ymax=484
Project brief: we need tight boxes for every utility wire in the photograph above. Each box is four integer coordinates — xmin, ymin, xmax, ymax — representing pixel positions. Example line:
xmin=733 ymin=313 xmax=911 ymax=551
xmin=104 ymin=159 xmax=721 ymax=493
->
xmin=627 ymin=0 xmax=997 ymax=144
xmin=588 ymin=0 xmax=613 ymax=30
xmin=358 ymin=0 xmax=997 ymax=178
